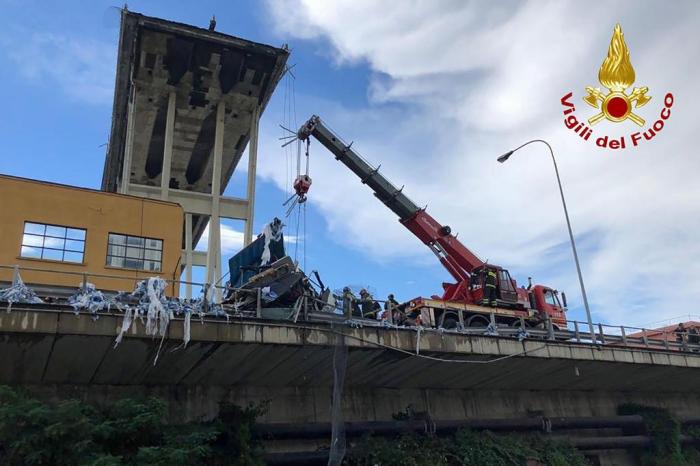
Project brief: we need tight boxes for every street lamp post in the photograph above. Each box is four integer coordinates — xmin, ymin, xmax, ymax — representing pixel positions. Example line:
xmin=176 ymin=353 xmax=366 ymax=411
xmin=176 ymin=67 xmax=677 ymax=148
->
xmin=497 ymin=139 xmax=596 ymax=344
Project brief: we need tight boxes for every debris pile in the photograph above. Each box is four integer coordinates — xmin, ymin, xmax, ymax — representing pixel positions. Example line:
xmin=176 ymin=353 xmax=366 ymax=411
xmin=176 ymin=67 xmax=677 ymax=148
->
xmin=0 ymin=274 xmax=43 ymax=311
xmin=68 ymin=283 xmax=111 ymax=318
xmin=225 ymin=218 xmax=330 ymax=318
xmin=113 ymin=277 xmax=225 ymax=349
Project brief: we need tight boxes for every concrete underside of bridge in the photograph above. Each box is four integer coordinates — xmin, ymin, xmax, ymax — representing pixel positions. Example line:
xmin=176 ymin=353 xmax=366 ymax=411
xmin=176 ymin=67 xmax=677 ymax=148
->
xmin=2 ymin=305 xmax=699 ymax=424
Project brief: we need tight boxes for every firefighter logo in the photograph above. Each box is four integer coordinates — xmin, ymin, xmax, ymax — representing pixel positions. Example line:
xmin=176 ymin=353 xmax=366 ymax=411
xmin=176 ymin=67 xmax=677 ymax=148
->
xmin=583 ymin=23 xmax=651 ymax=126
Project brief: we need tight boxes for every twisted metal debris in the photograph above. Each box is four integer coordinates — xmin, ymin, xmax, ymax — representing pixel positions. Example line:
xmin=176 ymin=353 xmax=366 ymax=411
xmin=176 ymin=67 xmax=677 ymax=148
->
xmin=0 ymin=274 xmax=43 ymax=312
xmin=69 ymin=283 xmax=111 ymax=319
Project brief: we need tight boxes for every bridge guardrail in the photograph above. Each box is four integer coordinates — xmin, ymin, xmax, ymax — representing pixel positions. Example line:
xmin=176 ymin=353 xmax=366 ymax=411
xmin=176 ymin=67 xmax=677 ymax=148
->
xmin=1 ymin=263 xmax=698 ymax=354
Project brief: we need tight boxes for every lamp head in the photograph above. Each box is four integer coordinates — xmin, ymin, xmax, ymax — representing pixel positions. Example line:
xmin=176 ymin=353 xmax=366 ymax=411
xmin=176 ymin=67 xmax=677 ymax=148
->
xmin=497 ymin=150 xmax=514 ymax=163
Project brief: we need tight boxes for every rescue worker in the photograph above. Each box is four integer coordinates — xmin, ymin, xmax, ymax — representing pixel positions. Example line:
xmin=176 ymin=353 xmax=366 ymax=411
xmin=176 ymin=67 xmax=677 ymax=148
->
xmin=342 ymin=286 xmax=360 ymax=317
xmin=384 ymin=294 xmax=405 ymax=325
xmin=469 ymin=271 xmax=481 ymax=291
xmin=382 ymin=294 xmax=400 ymax=323
xmin=359 ymin=288 xmax=381 ymax=318
xmin=384 ymin=294 xmax=399 ymax=312
xmin=405 ymin=309 xmax=422 ymax=326
xmin=393 ymin=308 xmax=406 ymax=325
xmin=484 ymin=268 xmax=498 ymax=307
xmin=674 ymin=322 xmax=686 ymax=344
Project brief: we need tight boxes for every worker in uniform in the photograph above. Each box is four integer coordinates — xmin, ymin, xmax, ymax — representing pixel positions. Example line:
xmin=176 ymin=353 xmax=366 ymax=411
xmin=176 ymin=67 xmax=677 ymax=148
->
xmin=384 ymin=294 xmax=400 ymax=324
xmin=342 ymin=286 xmax=360 ymax=317
xmin=469 ymin=271 xmax=481 ymax=291
xmin=385 ymin=294 xmax=399 ymax=310
xmin=484 ymin=268 xmax=498 ymax=307
xmin=674 ymin=322 xmax=687 ymax=344
xmin=359 ymin=288 xmax=381 ymax=318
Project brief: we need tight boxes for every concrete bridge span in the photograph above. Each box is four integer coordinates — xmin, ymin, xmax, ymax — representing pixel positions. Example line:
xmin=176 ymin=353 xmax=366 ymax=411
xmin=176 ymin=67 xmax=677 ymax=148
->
xmin=1 ymin=304 xmax=699 ymax=426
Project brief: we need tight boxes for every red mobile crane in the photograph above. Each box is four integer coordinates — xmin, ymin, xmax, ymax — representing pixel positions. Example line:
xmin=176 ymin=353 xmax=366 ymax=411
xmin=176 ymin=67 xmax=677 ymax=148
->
xmin=297 ymin=116 xmax=567 ymax=330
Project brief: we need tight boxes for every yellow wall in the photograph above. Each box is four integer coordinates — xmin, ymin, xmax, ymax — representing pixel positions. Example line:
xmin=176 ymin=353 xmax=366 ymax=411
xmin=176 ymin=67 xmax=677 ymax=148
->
xmin=0 ymin=175 xmax=183 ymax=296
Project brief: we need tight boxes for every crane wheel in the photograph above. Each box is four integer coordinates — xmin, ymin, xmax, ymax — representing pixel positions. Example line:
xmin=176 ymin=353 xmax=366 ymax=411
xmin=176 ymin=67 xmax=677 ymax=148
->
xmin=467 ymin=315 xmax=489 ymax=328
xmin=440 ymin=316 xmax=458 ymax=329
xmin=439 ymin=226 xmax=452 ymax=236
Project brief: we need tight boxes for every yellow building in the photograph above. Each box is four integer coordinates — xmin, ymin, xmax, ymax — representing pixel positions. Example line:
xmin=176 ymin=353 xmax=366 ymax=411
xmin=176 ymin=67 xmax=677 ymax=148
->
xmin=0 ymin=174 xmax=183 ymax=296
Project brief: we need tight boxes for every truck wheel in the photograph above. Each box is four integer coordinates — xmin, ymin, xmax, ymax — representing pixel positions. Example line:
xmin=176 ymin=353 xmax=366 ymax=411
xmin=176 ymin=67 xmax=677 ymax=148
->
xmin=467 ymin=315 xmax=489 ymax=328
xmin=441 ymin=317 xmax=458 ymax=329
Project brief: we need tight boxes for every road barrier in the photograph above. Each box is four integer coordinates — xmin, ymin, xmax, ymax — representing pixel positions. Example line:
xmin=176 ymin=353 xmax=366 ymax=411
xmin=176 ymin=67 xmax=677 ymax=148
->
xmin=1 ymin=263 xmax=698 ymax=354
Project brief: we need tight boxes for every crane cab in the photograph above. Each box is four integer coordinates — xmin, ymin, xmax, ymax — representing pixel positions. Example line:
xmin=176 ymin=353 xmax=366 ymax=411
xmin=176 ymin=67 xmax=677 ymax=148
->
xmin=468 ymin=265 xmax=519 ymax=308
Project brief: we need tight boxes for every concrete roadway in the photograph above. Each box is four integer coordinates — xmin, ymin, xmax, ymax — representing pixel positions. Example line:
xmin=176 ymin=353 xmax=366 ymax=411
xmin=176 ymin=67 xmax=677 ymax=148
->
xmin=1 ymin=304 xmax=699 ymax=424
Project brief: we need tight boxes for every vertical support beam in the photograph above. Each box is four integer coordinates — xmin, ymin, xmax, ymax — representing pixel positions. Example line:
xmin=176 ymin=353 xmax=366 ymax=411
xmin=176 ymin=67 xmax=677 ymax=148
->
xmin=185 ymin=213 xmax=193 ymax=299
xmin=160 ymin=91 xmax=176 ymax=200
xmin=120 ymin=87 xmax=137 ymax=194
xmin=12 ymin=265 xmax=19 ymax=286
xmin=216 ymin=229 xmax=222 ymax=297
xmin=244 ymin=107 xmax=260 ymax=245
xmin=206 ymin=101 xmax=225 ymax=302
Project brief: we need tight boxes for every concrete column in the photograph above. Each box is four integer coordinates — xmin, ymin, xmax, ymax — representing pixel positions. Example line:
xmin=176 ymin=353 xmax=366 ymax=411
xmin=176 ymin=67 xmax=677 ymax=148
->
xmin=206 ymin=101 xmax=225 ymax=302
xmin=12 ymin=265 xmax=19 ymax=287
xmin=185 ymin=213 xmax=193 ymax=299
xmin=160 ymin=91 xmax=176 ymax=200
xmin=244 ymin=107 xmax=260 ymax=246
xmin=216 ymin=232 xmax=222 ymax=296
xmin=120 ymin=87 xmax=137 ymax=194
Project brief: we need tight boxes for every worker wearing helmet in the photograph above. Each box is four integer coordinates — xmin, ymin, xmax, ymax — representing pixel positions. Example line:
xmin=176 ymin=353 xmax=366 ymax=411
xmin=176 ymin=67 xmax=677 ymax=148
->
xmin=342 ymin=287 xmax=360 ymax=317
xmin=359 ymin=288 xmax=380 ymax=318
xmin=485 ymin=268 xmax=498 ymax=307
xmin=384 ymin=294 xmax=402 ymax=324
xmin=384 ymin=294 xmax=399 ymax=311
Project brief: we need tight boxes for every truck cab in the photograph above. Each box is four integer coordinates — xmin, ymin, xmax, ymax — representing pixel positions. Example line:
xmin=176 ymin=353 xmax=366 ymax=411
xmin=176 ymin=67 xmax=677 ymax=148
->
xmin=531 ymin=285 xmax=567 ymax=327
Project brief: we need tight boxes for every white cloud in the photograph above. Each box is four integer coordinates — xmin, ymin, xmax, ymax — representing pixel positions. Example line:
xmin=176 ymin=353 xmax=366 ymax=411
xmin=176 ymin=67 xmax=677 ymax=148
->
xmin=2 ymin=31 xmax=114 ymax=105
xmin=198 ymin=224 xmax=245 ymax=255
xmin=261 ymin=0 xmax=700 ymax=326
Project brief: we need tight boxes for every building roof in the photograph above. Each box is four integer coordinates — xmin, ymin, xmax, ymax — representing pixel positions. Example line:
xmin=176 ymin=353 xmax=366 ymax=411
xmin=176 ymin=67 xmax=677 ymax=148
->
xmin=628 ymin=321 xmax=700 ymax=339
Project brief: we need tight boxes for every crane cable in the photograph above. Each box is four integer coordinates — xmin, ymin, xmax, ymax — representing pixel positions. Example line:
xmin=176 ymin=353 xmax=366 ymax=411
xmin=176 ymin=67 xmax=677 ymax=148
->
xmin=291 ymin=140 xmax=310 ymax=270
xmin=279 ymin=67 xmax=308 ymax=271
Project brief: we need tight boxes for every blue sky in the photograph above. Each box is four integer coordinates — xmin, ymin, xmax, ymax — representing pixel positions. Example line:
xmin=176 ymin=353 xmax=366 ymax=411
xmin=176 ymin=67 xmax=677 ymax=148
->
xmin=0 ymin=0 xmax=446 ymax=304
xmin=2 ymin=1 xmax=699 ymax=329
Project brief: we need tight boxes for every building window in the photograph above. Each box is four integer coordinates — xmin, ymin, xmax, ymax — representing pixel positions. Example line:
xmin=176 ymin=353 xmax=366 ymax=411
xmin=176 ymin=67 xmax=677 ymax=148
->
xmin=20 ymin=222 xmax=86 ymax=263
xmin=106 ymin=233 xmax=162 ymax=272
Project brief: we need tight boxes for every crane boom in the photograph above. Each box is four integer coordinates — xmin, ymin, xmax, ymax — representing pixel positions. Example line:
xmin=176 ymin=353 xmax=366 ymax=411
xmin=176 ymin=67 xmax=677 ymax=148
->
xmin=298 ymin=115 xmax=420 ymax=220
xmin=297 ymin=115 xmax=484 ymax=282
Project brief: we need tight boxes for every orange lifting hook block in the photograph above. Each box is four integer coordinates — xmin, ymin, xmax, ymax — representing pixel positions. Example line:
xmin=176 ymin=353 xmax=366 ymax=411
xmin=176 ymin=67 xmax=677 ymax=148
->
xmin=293 ymin=175 xmax=312 ymax=202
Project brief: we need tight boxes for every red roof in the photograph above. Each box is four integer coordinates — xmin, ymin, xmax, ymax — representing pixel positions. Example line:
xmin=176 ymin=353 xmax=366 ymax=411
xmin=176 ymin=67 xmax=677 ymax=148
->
xmin=628 ymin=321 xmax=700 ymax=340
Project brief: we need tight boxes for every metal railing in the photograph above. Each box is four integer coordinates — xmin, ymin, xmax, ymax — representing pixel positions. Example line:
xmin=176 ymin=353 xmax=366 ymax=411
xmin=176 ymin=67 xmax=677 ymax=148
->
xmin=321 ymin=295 xmax=700 ymax=353
xmin=457 ymin=317 xmax=700 ymax=353
xmin=1 ymin=263 xmax=699 ymax=354
xmin=0 ymin=262 xmax=225 ymax=298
